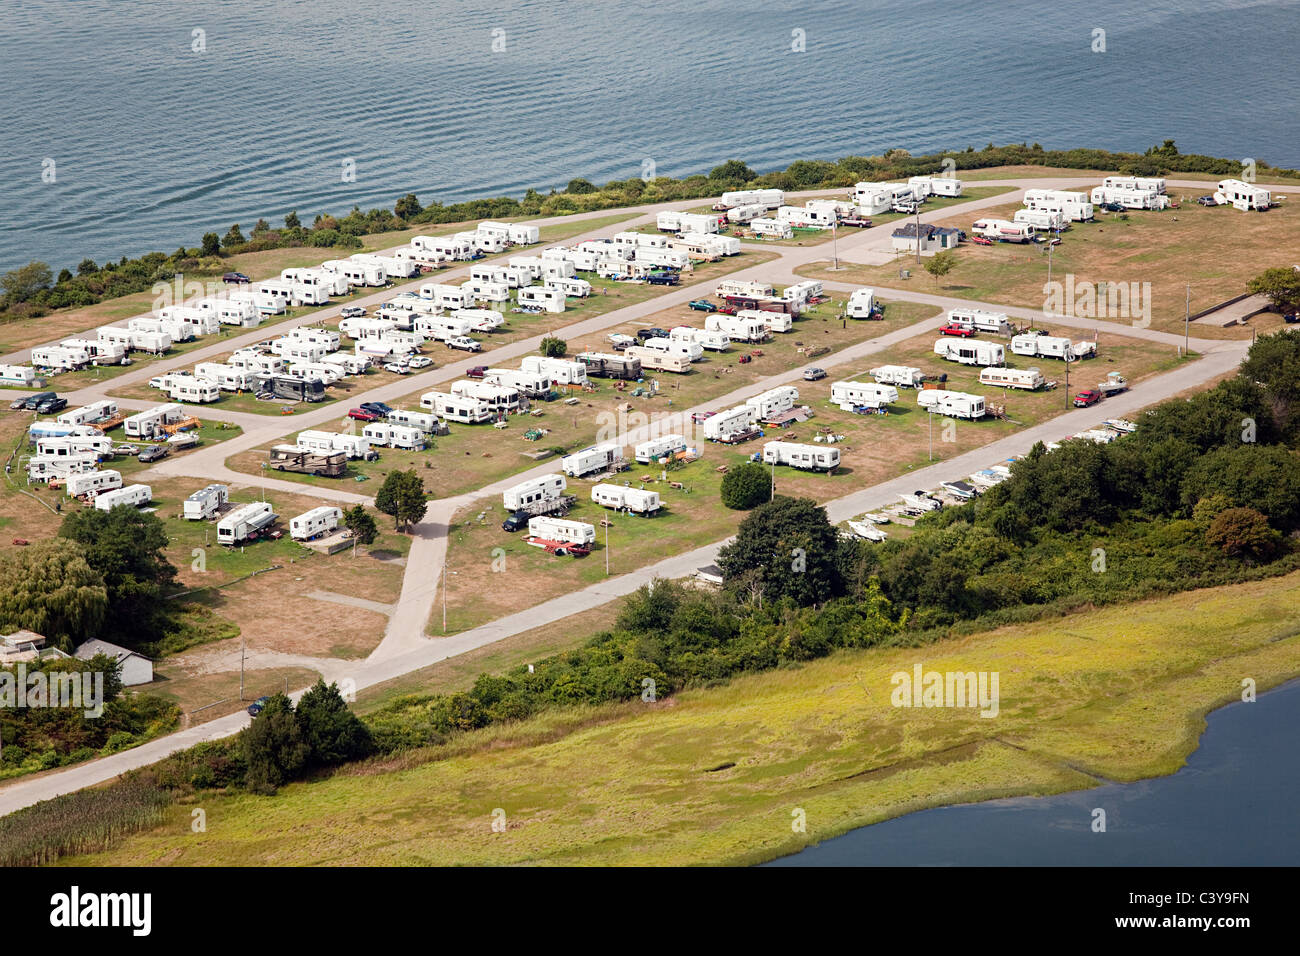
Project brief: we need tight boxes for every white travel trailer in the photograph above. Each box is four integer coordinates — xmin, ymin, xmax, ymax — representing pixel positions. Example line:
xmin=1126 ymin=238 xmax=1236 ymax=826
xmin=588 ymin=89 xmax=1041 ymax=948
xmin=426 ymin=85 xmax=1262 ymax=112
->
xmin=195 ymin=296 xmax=261 ymax=327
xmin=655 ymin=211 xmax=682 ymax=232
xmin=481 ymin=367 xmax=553 ymax=397
xmin=469 ymin=263 xmax=511 ymax=286
xmin=414 ymin=313 xmax=475 ymax=342
xmin=128 ymin=316 xmax=191 ymax=343
xmin=746 ymin=385 xmax=800 ymax=419
xmin=979 ymin=366 xmax=1045 ymax=390
xmin=614 ymin=230 xmax=669 ymax=252
xmin=412 ymin=235 xmax=476 ymax=260
xmin=26 ymin=453 xmax=99 ymax=482
xmin=290 ymin=506 xmax=342 ymax=541
xmin=716 ymin=279 xmax=776 ymax=299
xmin=830 ymin=381 xmax=898 ymax=411
xmin=1215 ymin=179 xmax=1272 ymax=211
xmin=635 ymin=336 xmax=702 ymax=363
xmin=123 ymin=403 xmax=186 ymax=439
xmin=322 ymin=351 xmax=371 ymax=375
xmin=420 ymin=283 xmax=473 ymax=310
xmin=159 ymin=305 xmax=221 ymax=336
xmin=775 ymin=204 xmax=838 ymax=229
xmin=60 ymin=337 xmax=127 ymax=366
xmin=847 ymin=288 xmax=878 ymax=319
xmin=463 ymin=279 xmax=512 ymax=303
xmin=227 ymin=287 xmax=287 ymax=315
xmin=539 ymin=258 xmax=577 ymax=280
xmin=740 ymin=308 xmax=793 ymax=333
xmin=527 ymin=516 xmax=595 ymax=547
xmin=507 ymin=223 xmax=540 ymax=245
xmin=520 ymin=355 xmax=588 ymax=386
xmin=749 ymin=218 xmax=794 ymax=240
xmin=476 ymin=220 xmax=512 ymax=241
xmin=724 ymin=202 xmax=766 ymax=224
xmin=718 ymin=188 xmax=784 ymax=209
xmin=705 ymin=313 xmax=769 ymax=342
xmin=420 ymin=391 xmax=494 ymax=423
xmin=258 ymin=278 xmax=327 ymax=307
xmin=850 ymin=184 xmax=896 ymax=217
xmin=591 ymin=484 xmax=661 ymax=514
xmin=933 ymin=338 xmax=1006 ymax=367
xmin=782 ymin=280 xmax=823 ymax=305
xmin=675 ymin=212 xmax=723 ymax=234
xmin=636 ymin=247 xmax=691 ymax=269
xmin=57 ymin=400 xmax=117 ymax=426
xmin=183 ymin=483 xmax=229 ymax=520
xmin=669 ymin=326 xmax=730 ymax=351
xmin=624 ymin=345 xmax=691 ymax=373
xmin=217 ymin=501 xmax=277 ymax=544
xmin=275 ymin=341 xmax=328 ymax=364
xmin=167 ymin=377 xmax=221 ymax=403
xmin=703 ymin=405 xmax=760 ymax=442
xmin=544 ymin=246 xmax=599 ymax=271
xmin=1013 ymin=208 xmax=1068 ymax=231
xmin=908 ymin=175 xmax=964 ymax=197
xmin=287 ymin=363 xmax=344 ymax=386
xmin=386 ymin=408 xmax=443 ymax=434
xmin=916 ymin=389 xmax=986 ymax=420
xmin=36 ymin=433 xmax=112 ymax=459
xmin=947 ymin=308 xmax=1013 ymax=335
xmin=971 ymin=218 xmax=1035 ymax=243
xmin=97 ymin=325 xmax=172 ymax=353
xmin=227 ymin=350 xmax=285 ymax=375
xmin=543 ymin=276 xmax=592 ymax=299
xmin=870 ymin=365 xmax=925 ymax=389
xmin=502 ymin=474 xmax=568 ymax=511
xmin=634 ymin=434 xmax=688 ymax=464
xmin=286 ymin=326 xmax=342 ymax=350
xmin=1090 ymin=186 xmax=1166 ymax=210
xmin=283 ymin=267 xmax=347 ymax=297
xmin=517 ymin=286 xmax=566 ymax=313
xmin=65 ymin=469 xmax=123 ymax=499
xmin=0 ymin=364 xmax=39 ymax=386
xmin=1011 ymin=333 xmax=1094 ymax=361
xmin=355 ymin=253 xmax=420 ymax=279
xmin=762 ymin=441 xmax=840 ymax=472
xmin=296 ymin=430 xmax=371 ymax=459
xmin=31 ymin=345 xmax=91 ymax=371
xmin=94 ymin=484 xmax=152 ymax=511
xmin=450 ymin=379 xmax=520 ymax=411
xmin=562 ymin=443 xmax=622 ymax=477
xmin=506 ymin=256 xmax=545 ymax=280
xmin=1103 ymin=176 xmax=1166 ymax=194
xmin=461 ymin=230 xmax=508 ymax=254
xmin=340 ymin=316 xmax=398 ymax=340
xmin=1023 ymin=189 xmax=1093 ymax=221
xmin=449 ymin=309 xmax=503 ymax=333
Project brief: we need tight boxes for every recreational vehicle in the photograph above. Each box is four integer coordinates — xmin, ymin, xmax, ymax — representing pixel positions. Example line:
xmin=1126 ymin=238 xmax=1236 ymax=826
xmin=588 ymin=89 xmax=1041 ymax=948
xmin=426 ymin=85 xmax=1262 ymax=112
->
xmin=420 ymin=391 xmax=495 ymax=423
xmin=322 ymin=351 xmax=372 ymax=375
xmin=517 ymin=286 xmax=566 ymax=313
xmin=782 ymin=280 xmax=823 ymax=305
xmin=411 ymin=235 xmax=476 ymax=260
xmin=971 ymin=218 xmax=1035 ymax=243
xmin=450 ymin=379 xmax=520 ymax=411
xmin=227 ymin=351 xmax=286 ymax=376
xmin=227 ymin=287 xmax=287 ymax=315
xmin=268 ymin=445 xmax=347 ymax=476
xmin=182 ymin=483 xmax=229 ymax=520
xmin=481 ymin=367 xmax=553 ymax=397
xmin=947 ymin=308 xmax=1013 ymax=335
xmin=980 ymin=366 xmax=1046 ymax=390
xmin=934 ymin=338 xmax=1006 ymax=367
xmin=1215 ymin=179 xmax=1272 ymax=211
xmin=724 ymin=202 xmax=766 ymax=224
xmin=36 ymin=433 xmax=112 ymax=459
xmin=776 ymin=204 xmax=837 ymax=229
xmin=716 ymin=279 xmax=776 ymax=299
xmin=527 ymin=516 xmax=595 ymax=547
xmin=669 ymin=326 xmax=730 ymax=351
xmin=746 ymin=385 xmax=800 ymax=420
xmin=831 ymin=381 xmax=898 ymax=411
xmin=502 ymin=474 xmax=568 ymax=511
xmin=705 ymin=314 xmax=768 ymax=342
xmin=26 ymin=454 xmax=99 ymax=482
xmin=507 ymin=224 xmax=540 ymax=245
xmin=361 ymin=423 xmax=425 ymax=450
xmin=740 ymin=308 xmax=793 ymax=333
xmin=290 ymin=506 xmax=343 ymax=541
xmin=1023 ymin=189 xmax=1094 ymax=221
xmin=296 ymin=430 xmax=372 ymax=459
xmin=195 ymin=297 xmax=261 ymax=327
xmin=287 ymin=363 xmax=344 ymax=387
xmin=421 ymin=283 xmax=473 ymax=310
xmin=217 ymin=502 xmax=278 ymax=544
xmin=575 ymin=352 xmax=641 ymax=380
xmin=386 ymin=409 xmax=444 ymax=434
xmin=624 ymin=345 xmax=691 ymax=373
xmin=908 ymin=175 xmax=964 ymax=197
xmin=1102 ymin=176 xmax=1166 ymax=194
xmin=633 ymin=336 xmax=702 ymax=362
xmin=634 ymin=434 xmax=688 ymax=464
xmin=916 ymin=389 xmax=986 ymax=420
xmin=193 ymin=363 xmax=252 ymax=392
xmin=463 ymin=279 xmax=512 ymax=303
xmin=65 ymin=469 xmax=123 ymax=498
xmin=1013 ymin=208 xmax=1068 ymax=231
xmin=1010 ymin=333 xmax=1095 ymax=361
xmin=717 ymin=188 xmax=784 ymax=210
xmin=0 ymin=364 xmax=39 ymax=387
xmin=636 ymin=247 xmax=691 ymax=270
xmin=94 ymin=484 xmax=152 ymax=511
xmin=1090 ymin=186 xmax=1166 ymax=210
xmin=31 ymin=345 xmax=91 ymax=371
xmin=870 ymin=365 xmax=925 ymax=389
xmin=285 ymin=326 xmax=342 ymax=351
xmin=847 ymin=288 xmax=879 ymax=319
xmin=57 ymin=400 xmax=117 ymax=426
xmin=123 ymin=404 xmax=187 ymax=439
xmin=562 ymin=443 xmax=622 ymax=477
xmin=59 ymin=337 xmax=127 ymax=366
xmin=167 ymin=377 xmax=221 ymax=403
xmin=749 ymin=218 xmax=794 ymax=239
xmin=520 ymin=355 xmax=588 ymax=386
xmin=591 ymin=484 xmax=661 ymax=514
xmin=703 ymin=405 xmax=761 ymax=443
xmin=762 ymin=442 xmax=840 ymax=472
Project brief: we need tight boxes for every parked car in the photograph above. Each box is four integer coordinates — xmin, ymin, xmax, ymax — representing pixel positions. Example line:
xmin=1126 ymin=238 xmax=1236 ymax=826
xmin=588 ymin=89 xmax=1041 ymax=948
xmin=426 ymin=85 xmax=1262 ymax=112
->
xmin=607 ymin=333 xmax=635 ymax=351
xmin=383 ymin=362 xmax=411 ymax=375
xmin=111 ymin=443 xmax=137 ymax=456
xmin=408 ymin=355 xmax=433 ymax=369
xmin=716 ymin=305 xmax=738 ymax=315
xmin=348 ymin=407 xmax=383 ymax=422
xmin=1284 ymin=312 xmax=1299 ymax=324
xmin=466 ymin=366 xmax=488 ymax=379
xmin=803 ymin=367 xmax=827 ymax=381
xmin=1197 ymin=195 xmax=1219 ymax=207
xmin=247 ymin=696 xmax=271 ymax=717
xmin=222 ymin=272 xmax=251 ymax=284
xmin=688 ymin=299 xmax=718 ymax=312
xmin=340 ymin=306 xmax=367 ymax=319
xmin=359 ymin=401 xmax=393 ymax=417
xmin=938 ymin=324 xmax=975 ymax=337
xmin=36 ymin=396 xmax=67 ymax=414
xmin=1072 ymin=389 xmax=1101 ymax=408
xmin=635 ymin=328 xmax=669 ymax=342
xmin=446 ymin=336 xmax=481 ymax=352
xmin=137 ymin=444 xmax=170 ymax=463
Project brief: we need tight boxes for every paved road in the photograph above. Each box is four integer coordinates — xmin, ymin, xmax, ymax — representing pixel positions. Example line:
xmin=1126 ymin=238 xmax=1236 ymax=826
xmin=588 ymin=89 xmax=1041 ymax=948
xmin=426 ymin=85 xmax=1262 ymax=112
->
xmin=0 ymin=176 xmax=1246 ymax=816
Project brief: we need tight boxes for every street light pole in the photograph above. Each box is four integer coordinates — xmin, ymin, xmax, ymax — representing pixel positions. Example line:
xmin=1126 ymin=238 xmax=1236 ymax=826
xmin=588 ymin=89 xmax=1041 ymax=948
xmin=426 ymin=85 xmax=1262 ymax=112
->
xmin=770 ymin=455 xmax=776 ymax=501
xmin=831 ymin=220 xmax=838 ymax=270
xmin=914 ymin=205 xmax=922 ymax=266
xmin=442 ymin=562 xmax=448 ymax=633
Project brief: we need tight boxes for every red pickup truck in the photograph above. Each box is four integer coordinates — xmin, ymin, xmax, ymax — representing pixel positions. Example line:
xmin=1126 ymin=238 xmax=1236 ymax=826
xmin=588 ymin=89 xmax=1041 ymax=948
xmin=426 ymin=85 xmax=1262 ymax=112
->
xmin=939 ymin=324 xmax=975 ymax=337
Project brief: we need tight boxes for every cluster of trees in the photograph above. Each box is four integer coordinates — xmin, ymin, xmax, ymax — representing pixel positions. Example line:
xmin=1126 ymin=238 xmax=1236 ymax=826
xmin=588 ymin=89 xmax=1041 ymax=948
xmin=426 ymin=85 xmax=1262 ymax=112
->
xmin=375 ymin=470 xmax=427 ymax=531
xmin=10 ymin=141 xmax=1293 ymax=325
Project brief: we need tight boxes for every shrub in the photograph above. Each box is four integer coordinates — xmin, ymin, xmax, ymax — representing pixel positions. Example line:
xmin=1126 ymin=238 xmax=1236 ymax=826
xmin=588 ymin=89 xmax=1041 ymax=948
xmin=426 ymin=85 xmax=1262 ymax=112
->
xmin=720 ymin=462 xmax=770 ymax=510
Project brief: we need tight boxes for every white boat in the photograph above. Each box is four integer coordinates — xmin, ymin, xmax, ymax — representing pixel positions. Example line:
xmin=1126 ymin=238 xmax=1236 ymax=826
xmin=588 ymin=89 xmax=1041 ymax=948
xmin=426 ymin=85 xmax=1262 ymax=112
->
xmin=862 ymin=512 xmax=891 ymax=524
xmin=848 ymin=520 xmax=888 ymax=542
xmin=1103 ymin=418 xmax=1137 ymax=433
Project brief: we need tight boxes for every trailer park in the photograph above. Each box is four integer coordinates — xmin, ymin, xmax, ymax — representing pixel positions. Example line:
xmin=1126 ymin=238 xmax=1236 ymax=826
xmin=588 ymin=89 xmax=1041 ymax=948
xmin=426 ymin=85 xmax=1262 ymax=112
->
xmin=0 ymin=168 xmax=1285 ymax=783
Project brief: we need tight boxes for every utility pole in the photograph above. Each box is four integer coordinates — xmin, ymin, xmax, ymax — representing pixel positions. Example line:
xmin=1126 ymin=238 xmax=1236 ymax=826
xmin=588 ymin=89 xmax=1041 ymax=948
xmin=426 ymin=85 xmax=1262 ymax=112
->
xmin=1064 ymin=355 xmax=1071 ymax=408
xmin=928 ymin=409 xmax=934 ymax=461
xmin=604 ymin=518 xmax=610 ymax=576
xmin=442 ymin=562 xmax=448 ymax=633
xmin=770 ymin=455 xmax=776 ymax=501
xmin=1184 ymin=283 xmax=1190 ymax=354
xmin=914 ymin=204 xmax=922 ymax=266
xmin=831 ymin=220 xmax=839 ymax=270
xmin=240 ymin=638 xmax=246 ymax=700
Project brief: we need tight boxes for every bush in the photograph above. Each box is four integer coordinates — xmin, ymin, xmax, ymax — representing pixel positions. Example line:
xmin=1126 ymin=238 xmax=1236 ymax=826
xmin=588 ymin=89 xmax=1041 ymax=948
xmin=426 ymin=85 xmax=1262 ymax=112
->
xmin=539 ymin=336 xmax=567 ymax=358
xmin=1205 ymin=508 xmax=1282 ymax=562
xmin=720 ymin=462 xmax=770 ymax=510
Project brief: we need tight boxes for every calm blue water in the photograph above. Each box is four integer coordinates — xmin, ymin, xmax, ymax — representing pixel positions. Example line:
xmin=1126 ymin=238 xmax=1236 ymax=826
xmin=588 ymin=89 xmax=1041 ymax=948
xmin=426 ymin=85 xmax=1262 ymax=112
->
xmin=1 ymin=0 xmax=1298 ymax=272
xmin=766 ymin=679 xmax=1300 ymax=866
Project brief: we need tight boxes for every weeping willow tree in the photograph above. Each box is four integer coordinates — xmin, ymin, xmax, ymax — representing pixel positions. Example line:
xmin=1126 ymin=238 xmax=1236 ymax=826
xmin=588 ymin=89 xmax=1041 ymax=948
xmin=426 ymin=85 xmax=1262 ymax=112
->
xmin=0 ymin=539 xmax=107 ymax=650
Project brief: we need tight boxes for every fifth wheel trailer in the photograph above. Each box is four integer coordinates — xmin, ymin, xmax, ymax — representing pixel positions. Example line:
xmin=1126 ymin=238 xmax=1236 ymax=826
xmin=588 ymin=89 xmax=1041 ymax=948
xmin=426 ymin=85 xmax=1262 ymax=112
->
xmin=94 ymin=484 xmax=152 ymax=511
xmin=946 ymin=308 xmax=1013 ymax=335
xmin=624 ymin=346 xmax=690 ymax=373
xmin=980 ymin=366 xmax=1046 ymax=390
xmin=634 ymin=434 xmax=688 ymax=463
xmin=217 ymin=501 xmax=278 ymax=545
xmin=830 ymin=381 xmax=899 ymax=411
xmin=290 ymin=506 xmax=343 ymax=541
xmin=669 ymin=326 xmax=730 ymax=351
xmin=183 ymin=483 xmax=229 ymax=520
xmin=746 ymin=385 xmax=799 ymax=419
xmin=703 ymin=405 xmax=761 ymax=443
xmin=520 ymin=355 xmax=588 ymax=386
xmin=527 ymin=516 xmax=596 ymax=547
xmin=64 ymin=470 xmax=123 ymax=498
xmin=933 ymin=338 xmax=1006 ymax=367
xmin=502 ymin=474 xmax=569 ymax=511
xmin=1010 ymin=333 xmax=1096 ymax=361
xmin=591 ymin=484 xmax=661 ymax=514
xmin=562 ymin=443 xmax=622 ymax=477
xmin=916 ymin=389 xmax=986 ymax=419
xmin=762 ymin=441 xmax=840 ymax=472
xmin=869 ymin=365 xmax=925 ymax=389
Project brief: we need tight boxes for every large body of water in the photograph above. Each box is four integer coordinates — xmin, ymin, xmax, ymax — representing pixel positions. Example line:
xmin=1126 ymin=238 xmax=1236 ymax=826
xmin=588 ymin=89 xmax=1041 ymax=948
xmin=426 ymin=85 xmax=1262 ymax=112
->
xmin=767 ymin=679 xmax=1300 ymax=866
xmin=2 ymin=0 xmax=1298 ymax=273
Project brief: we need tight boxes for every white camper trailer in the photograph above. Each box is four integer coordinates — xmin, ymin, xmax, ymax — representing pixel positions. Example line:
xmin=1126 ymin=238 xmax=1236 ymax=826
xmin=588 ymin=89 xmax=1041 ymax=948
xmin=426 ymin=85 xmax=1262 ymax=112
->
xmin=520 ymin=355 xmax=587 ymax=386
xmin=1013 ymin=208 xmax=1068 ymax=231
xmin=65 ymin=470 xmax=123 ymax=499
xmin=527 ymin=516 xmax=595 ymax=547
xmin=624 ymin=345 xmax=691 ymax=373
xmin=463 ymin=279 xmax=511 ymax=303
xmin=217 ymin=501 xmax=277 ymax=544
xmin=123 ymin=403 xmax=186 ymax=439
xmin=634 ymin=434 xmax=688 ymax=464
xmin=747 ymin=218 xmax=794 ymax=240
xmin=507 ymin=223 xmax=540 ymax=245
xmin=167 ymin=377 xmax=221 ymax=403
xmin=562 ymin=443 xmax=622 ymax=477
xmin=762 ymin=441 xmax=840 ymax=472
xmin=715 ymin=279 xmax=776 ymax=299
xmin=669 ymin=326 xmax=730 ymax=351
xmin=934 ymin=338 xmax=1006 ymax=367
xmin=481 ymin=367 xmax=553 ymax=398
xmin=1215 ymin=179 xmax=1272 ymax=211
xmin=502 ymin=474 xmax=568 ymax=511
xmin=847 ymin=288 xmax=879 ymax=319
xmin=1011 ymin=333 xmax=1095 ymax=361
xmin=31 ymin=345 xmax=91 ymax=372
xmin=354 ymin=253 xmax=419 ymax=279
xmin=539 ymin=257 xmax=577 ymax=280
xmin=908 ymin=175 xmax=964 ymax=197
xmin=1090 ymin=186 xmax=1165 ymax=210
xmin=183 ymin=483 xmax=229 ymax=520
xmin=420 ymin=390 xmax=494 ymax=424
xmin=717 ymin=188 xmax=784 ymax=210
xmin=227 ymin=287 xmax=287 ymax=315
xmin=26 ymin=454 xmax=99 ymax=482
xmin=282 ymin=267 xmax=347 ymax=297
xmin=296 ymin=430 xmax=372 ymax=459
xmin=782 ymin=280 xmax=823 ymax=305
xmin=634 ymin=337 xmax=702 ymax=363
xmin=1023 ymin=189 xmax=1094 ymax=221
xmin=947 ymin=308 xmax=1013 ymax=335
xmin=1103 ymin=176 xmax=1167 ymax=194
xmin=94 ymin=484 xmax=152 ymax=511
xmin=36 ymin=433 xmax=112 ymax=459
xmin=411 ymin=235 xmax=476 ymax=260
xmin=450 ymin=380 xmax=520 ymax=411
xmin=193 ymin=363 xmax=252 ymax=392
xmin=830 ymin=381 xmax=899 ymax=411
xmin=742 ymin=308 xmax=792 ymax=333
xmin=57 ymin=400 xmax=118 ymax=427
xmin=723 ymin=202 xmax=766 ymax=224
xmin=386 ymin=408 xmax=442 ymax=434
xmin=870 ymin=365 xmax=925 ymax=389
xmin=322 ymin=351 xmax=371 ymax=376
xmin=361 ymin=422 xmax=425 ymax=450
xmin=60 ymin=337 xmax=127 ymax=366
xmin=228 ymin=350 xmax=286 ymax=376
xmin=746 ymin=385 xmax=800 ymax=420
xmin=517 ymin=286 xmax=566 ymax=313
xmin=420 ymin=283 xmax=473 ymax=310
xmin=971 ymin=218 xmax=1035 ymax=243
xmin=290 ymin=506 xmax=342 ymax=541
xmin=979 ymin=366 xmax=1045 ymax=390
xmin=196 ymin=297 xmax=261 ymax=327
xmin=591 ymin=484 xmax=661 ymax=514
xmin=703 ymin=405 xmax=760 ymax=442
xmin=916 ymin=389 xmax=986 ymax=420
xmin=0 ymin=364 xmax=39 ymax=387
xmin=705 ymin=313 xmax=769 ymax=342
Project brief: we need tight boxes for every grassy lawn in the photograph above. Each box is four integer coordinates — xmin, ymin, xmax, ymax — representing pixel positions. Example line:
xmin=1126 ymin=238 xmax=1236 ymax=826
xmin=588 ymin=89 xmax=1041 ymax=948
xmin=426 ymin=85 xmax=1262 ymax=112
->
xmin=62 ymin=570 xmax=1300 ymax=866
xmin=798 ymin=193 xmax=1300 ymax=338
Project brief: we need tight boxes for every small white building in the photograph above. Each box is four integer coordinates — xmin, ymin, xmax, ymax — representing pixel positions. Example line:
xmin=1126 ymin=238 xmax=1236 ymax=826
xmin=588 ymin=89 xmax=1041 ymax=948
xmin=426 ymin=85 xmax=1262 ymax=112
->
xmin=75 ymin=638 xmax=153 ymax=686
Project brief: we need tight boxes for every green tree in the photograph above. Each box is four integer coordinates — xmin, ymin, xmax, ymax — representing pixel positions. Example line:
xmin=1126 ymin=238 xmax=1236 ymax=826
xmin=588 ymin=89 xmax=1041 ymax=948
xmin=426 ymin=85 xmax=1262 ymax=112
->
xmin=76 ymin=258 xmax=99 ymax=277
xmin=283 ymin=210 xmax=302 ymax=230
xmin=1 ymin=261 xmax=53 ymax=305
xmin=1180 ymin=444 xmax=1300 ymax=529
xmin=242 ymin=694 xmax=310 ymax=793
xmin=375 ymin=470 xmax=427 ymax=531
xmin=709 ymin=160 xmax=756 ymax=182
xmin=1246 ymin=268 xmax=1300 ymax=315
xmin=566 ymin=178 xmax=597 ymax=195
xmin=539 ymin=335 xmax=567 ymax=358
xmin=343 ymin=505 xmax=379 ymax=548
xmin=200 ymin=232 xmax=221 ymax=257
xmin=58 ymin=508 xmax=177 ymax=649
xmin=923 ymin=249 xmax=957 ymax=287
xmin=720 ymin=461 xmax=771 ymax=510
xmin=1239 ymin=328 xmax=1300 ymax=439
xmin=221 ymin=224 xmax=245 ymax=249
xmin=295 ymin=680 xmax=373 ymax=765
xmin=56 ymin=268 xmax=73 ymax=284
xmin=1205 ymin=507 xmax=1282 ymax=562
xmin=717 ymin=496 xmax=843 ymax=605
xmin=394 ymin=193 xmax=422 ymax=219
xmin=0 ymin=540 xmax=107 ymax=650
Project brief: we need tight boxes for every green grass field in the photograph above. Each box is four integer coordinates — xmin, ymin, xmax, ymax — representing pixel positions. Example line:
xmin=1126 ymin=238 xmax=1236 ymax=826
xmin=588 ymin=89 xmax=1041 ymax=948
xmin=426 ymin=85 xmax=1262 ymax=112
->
xmin=59 ymin=570 xmax=1300 ymax=866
